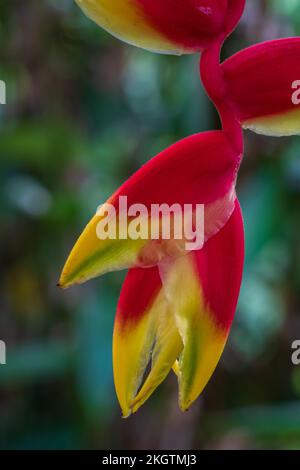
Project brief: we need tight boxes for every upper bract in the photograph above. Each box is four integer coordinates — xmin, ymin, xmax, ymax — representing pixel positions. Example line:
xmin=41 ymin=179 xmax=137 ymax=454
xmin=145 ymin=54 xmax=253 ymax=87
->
xmin=75 ymin=0 xmax=245 ymax=54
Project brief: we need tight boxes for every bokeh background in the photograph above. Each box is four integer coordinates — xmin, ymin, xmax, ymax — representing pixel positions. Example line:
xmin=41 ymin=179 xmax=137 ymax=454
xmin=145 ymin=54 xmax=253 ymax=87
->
xmin=1 ymin=0 xmax=300 ymax=450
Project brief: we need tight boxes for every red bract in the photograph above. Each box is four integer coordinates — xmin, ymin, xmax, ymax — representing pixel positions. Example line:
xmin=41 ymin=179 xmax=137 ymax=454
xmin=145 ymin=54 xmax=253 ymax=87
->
xmin=114 ymin=201 xmax=244 ymax=416
xmin=60 ymin=1 xmax=300 ymax=414
xmin=75 ymin=0 xmax=245 ymax=54
xmin=135 ymin=0 xmax=246 ymax=51
xmin=222 ymin=38 xmax=300 ymax=135
xmin=59 ymin=131 xmax=240 ymax=287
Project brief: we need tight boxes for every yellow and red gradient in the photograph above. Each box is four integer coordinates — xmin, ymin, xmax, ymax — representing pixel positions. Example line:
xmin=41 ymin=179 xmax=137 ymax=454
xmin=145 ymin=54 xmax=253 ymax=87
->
xmin=113 ymin=267 xmax=183 ymax=417
xmin=59 ymin=0 xmax=300 ymax=416
xmin=113 ymin=201 xmax=244 ymax=416
xmin=222 ymin=38 xmax=300 ymax=136
xmin=75 ymin=0 xmax=245 ymax=54
xmin=59 ymin=131 xmax=240 ymax=289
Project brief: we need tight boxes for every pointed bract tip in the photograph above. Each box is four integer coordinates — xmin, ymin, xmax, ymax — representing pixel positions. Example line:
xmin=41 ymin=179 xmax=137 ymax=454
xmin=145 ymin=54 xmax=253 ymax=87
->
xmin=57 ymin=274 xmax=72 ymax=290
xmin=179 ymin=398 xmax=192 ymax=413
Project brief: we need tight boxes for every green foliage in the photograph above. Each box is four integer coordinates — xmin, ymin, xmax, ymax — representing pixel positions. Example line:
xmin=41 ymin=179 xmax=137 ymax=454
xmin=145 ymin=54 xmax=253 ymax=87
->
xmin=1 ymin=0 xmax=300 ymax=450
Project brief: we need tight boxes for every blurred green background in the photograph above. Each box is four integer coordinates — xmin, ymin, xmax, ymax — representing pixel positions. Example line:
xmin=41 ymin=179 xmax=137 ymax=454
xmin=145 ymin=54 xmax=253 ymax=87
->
xmin=1 ymin=0 xmax=300 ymax=450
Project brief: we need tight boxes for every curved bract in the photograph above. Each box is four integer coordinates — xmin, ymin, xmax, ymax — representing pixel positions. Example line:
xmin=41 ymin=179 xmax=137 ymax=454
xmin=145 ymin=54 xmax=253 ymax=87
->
xmin=113 ymin=201 xmax=244 ymax=416
xmin=222 ymin=38 xmax=300 ymax=136
xmin=59 ymin=131 xmax=240 ymax=289
xmin=75 ymin=0 xmax=245 ymax=54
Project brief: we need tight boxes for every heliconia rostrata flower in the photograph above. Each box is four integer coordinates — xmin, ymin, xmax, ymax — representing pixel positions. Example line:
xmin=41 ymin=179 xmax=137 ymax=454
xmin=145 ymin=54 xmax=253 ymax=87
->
xmin=59 ymin=1 xmax=300 ymax=416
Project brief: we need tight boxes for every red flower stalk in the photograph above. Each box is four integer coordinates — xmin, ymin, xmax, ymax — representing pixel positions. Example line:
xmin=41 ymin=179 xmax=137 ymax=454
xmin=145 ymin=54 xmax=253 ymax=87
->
xmin=60 ymin=1 xmax=300 ymax=416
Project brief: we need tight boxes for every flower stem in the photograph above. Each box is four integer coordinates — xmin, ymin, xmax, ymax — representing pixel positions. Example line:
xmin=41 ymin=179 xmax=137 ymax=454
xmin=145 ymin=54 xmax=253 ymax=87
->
xmin=200 ymin=38 xmax=243 ymax=157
